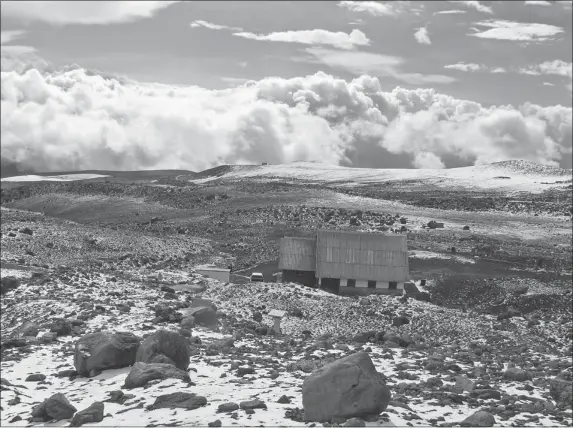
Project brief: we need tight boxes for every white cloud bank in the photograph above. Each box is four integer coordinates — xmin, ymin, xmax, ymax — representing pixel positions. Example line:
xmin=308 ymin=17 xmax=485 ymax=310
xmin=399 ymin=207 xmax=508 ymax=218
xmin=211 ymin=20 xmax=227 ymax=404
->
xmin=0 ymin=1 xmax=178 ymax=25
xmin=447 ymin=1 xmax=494 ymax=14
xmin=470 ymin=20 xmax=564 ymax=41
xmin=1 ymin=54 xmax=571 ymax=173
xmin=233 ymin=29 xmax=370 ymax=50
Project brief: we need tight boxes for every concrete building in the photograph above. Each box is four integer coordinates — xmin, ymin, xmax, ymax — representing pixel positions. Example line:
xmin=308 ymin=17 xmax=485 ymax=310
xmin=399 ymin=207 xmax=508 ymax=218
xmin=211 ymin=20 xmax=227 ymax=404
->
xmin=278 ymin=230 xmax=409 ymax=295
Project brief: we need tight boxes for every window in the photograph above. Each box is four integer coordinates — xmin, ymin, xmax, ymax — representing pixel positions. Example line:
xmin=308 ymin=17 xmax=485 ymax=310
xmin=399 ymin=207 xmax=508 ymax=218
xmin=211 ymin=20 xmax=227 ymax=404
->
xmin=347 ymin=279 xmax=356 ymax=287
xmin=389 ymin=281 xmax=398 ymax=290
xmin=367 ymin=280 xmax=376 ymax=289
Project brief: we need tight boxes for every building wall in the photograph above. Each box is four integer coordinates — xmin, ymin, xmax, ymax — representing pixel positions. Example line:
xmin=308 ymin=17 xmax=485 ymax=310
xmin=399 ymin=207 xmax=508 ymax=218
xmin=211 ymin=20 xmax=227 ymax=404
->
xmin=196 ymin=269 xmax=230 ymax=283
xmin=315 ymin=230 xmax=409 ymax=282
xmin=279 ymin=237 xmax=316 ymax=272
xmin=339 ymin=286 xmax=403 ymax=296
xmin=282 ymin=269 xmax=317 ymax=287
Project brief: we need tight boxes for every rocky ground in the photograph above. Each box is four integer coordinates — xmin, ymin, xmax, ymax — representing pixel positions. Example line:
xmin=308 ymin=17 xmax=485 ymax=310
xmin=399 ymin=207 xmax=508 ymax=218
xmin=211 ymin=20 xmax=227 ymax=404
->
xmin=1 ymin=168 xmax=572 ymax=427
xmin=1 ymin=263 xmax=572 ymax=427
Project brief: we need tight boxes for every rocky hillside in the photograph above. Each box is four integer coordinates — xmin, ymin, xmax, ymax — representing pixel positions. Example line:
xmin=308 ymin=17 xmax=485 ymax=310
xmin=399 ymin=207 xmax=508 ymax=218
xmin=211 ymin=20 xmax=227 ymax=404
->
xmin=1 ymin=261 xmax=572 ymax=427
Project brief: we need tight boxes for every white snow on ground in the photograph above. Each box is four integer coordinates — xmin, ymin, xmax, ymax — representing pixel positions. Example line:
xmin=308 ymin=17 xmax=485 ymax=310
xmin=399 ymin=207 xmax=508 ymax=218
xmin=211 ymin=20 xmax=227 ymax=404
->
xmin=0 ymin=269 xmax=33 ymax=280
xmin=1 ymin=174 xmax=110 ymax=182
xmin=192 ymin=160 xmax=572 ymax=193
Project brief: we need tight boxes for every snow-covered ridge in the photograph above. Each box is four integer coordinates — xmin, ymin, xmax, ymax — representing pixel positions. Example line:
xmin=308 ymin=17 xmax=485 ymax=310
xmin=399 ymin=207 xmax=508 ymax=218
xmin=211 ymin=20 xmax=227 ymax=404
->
xmin=192 ymin=160 xmax=572 ymax=192
xmin=1 ymin=174 xmax=110 ymax=182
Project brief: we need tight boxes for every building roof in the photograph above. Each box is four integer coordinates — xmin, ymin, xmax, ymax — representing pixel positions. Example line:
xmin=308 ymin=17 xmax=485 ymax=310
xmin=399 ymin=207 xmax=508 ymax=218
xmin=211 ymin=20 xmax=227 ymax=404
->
xmin=268 ymin=309 xmax=286 ymax=318
xmin=196 ymin=267 xmax=231 ymax=272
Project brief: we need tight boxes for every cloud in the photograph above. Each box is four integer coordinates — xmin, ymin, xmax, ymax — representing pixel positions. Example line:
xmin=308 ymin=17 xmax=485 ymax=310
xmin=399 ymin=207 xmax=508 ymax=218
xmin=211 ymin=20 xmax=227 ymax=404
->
xmin=524 ymin=0 xmax=552 ymax=5
xmin=337 ymin=1 xmax=416 ymax=17
xmin=2 ymin=55 xmax=570 ymax=174
xmin=444 ymin=62 xmax=486 ymax=72
xmin=414 ymin=27 xmax=431 ymax=45
xmin=518 ymin=60 xmax=572 ymax=79
xmin=1 ymin=30 xmax=37 ymax=58
xmin=190 ymin=20 xmax=244 ymax=32
xmin=413 ymin=152 xmax=446 ymax=169
xmin=469 ymin=20 xmax=564 ymax=41
xmin=303 ymin=48 xmax=456 ymax=85
xmin=434 ymin=9 xmax=468 ymax=14
xmin=447 ymin=1 xmax=493 ymax=14
xmin=233 ymin=29 xmax=370 ymax=50
xmin=0 ymin=1 xmax=178 ymax=25
xmin=1 ymin=30 xmax=26 ymax=45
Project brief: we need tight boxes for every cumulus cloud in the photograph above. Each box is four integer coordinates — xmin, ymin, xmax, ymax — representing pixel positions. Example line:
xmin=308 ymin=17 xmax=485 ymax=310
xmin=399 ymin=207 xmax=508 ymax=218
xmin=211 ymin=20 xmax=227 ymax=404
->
xmin=444 ymin=62 xmax=486 ymax=72
xmin=337 ymin=1 xmax=416 ymax=16
xmin=1 ymin=55 xmax=571 ymax=174
xmin=469 ymin=20 xmax=564 ymax=41
xmin=518 ymin=60 xmax=572 ymax=79
xmin=447 ymin=1 xmax=494 ymax=14
xmin=414 ymin=27 xmax=431 ymax=45
xmin=1 ymin=1 xmax=178 ymax=25
xmin=232 ymin=29 xmax=370 ymax=50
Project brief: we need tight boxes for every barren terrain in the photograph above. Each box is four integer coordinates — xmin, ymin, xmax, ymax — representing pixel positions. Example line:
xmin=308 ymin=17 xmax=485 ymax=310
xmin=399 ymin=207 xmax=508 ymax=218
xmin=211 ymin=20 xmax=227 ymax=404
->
xmin=1 ymin=161 xmax=572 ymax=427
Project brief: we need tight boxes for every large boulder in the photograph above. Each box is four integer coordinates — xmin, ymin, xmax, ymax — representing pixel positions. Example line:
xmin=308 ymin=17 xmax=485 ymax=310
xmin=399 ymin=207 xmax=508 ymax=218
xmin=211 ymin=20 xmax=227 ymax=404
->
xmin=136 ymin=330 xmax=190 ymax=371
xmin=123 ymin=362 xmax=191 ymax=389
xmin=460 ymin=410 xmax=495 ymax=427
xmin=302 ymin=351 xmax=391 ymax=422
xmin=149 ymin=392 xmax=207 ymax=410
xmin=69 ymin=402 xmax=104 ymax=427
xmin=12 ymin=320 xmax=39 ymax=338
xmin=74 ymin=332 xmax=141 ymax=377
xmin=184 ymin=306 xmax=218 ymax=328
xmin=503 ymin=368 xmax=532 ymax=382
xmin=31 ymin=393 xmax=77 ymax=422
xmin=1 ymin=277 xmax=20 ymax=295
xmin=550 ymin=371 xmax=572 ymax=409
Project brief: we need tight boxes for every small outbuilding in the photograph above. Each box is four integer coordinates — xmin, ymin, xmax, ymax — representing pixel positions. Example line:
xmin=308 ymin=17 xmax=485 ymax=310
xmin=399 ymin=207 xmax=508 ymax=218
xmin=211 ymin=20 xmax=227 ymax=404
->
xmin=268 ymin=309 xmax=286 ymax=335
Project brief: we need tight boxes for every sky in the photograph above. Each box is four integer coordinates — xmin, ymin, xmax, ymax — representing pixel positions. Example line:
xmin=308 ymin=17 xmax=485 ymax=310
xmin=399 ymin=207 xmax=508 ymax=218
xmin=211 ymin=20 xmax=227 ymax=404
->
xmin=1 ymin=0 xmax=572 ymax=174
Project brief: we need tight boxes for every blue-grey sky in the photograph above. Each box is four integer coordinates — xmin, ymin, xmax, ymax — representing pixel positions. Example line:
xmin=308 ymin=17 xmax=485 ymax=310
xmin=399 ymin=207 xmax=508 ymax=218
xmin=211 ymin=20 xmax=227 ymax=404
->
xmin=1 ymin=1 xmax=572 ymax=172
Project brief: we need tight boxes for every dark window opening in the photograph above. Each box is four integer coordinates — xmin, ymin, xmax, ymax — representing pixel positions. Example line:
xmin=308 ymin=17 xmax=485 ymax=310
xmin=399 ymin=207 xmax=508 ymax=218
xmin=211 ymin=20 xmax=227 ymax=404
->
xmin=367 ymin=280 xmax=376 ymax=289
xmin=347 ymin=279 xmax=356 ymax=287
xmin=389 ymin=281 xmax=398 ymax=290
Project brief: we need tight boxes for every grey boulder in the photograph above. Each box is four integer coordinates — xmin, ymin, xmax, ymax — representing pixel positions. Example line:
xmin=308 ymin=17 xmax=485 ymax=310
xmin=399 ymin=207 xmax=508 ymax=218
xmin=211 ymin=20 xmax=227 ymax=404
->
xmin=74 ymin=331 xmax=141 ymax=376
xmin=136 ymin=329 xmax=191 ymax=371
xmin=149 ymin=392 xmax=207 ymax=410
xmin=302 ymin=351 xmax=391 ymax=422
xmin=460 ymin=410 xmax=496 ymax=427
xmin=123 ymin=362 xmax=191 ymax=389
xmin=31 ymin=393 xmax=77 ymax=422
xmin=69 ymin=401 xmax=104 ymax=427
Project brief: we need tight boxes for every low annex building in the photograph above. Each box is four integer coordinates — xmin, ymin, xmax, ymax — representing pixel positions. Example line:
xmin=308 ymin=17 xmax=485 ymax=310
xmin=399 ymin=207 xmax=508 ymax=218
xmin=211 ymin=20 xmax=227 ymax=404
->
xmin=279 ymin=230 xmax=409 ymax=295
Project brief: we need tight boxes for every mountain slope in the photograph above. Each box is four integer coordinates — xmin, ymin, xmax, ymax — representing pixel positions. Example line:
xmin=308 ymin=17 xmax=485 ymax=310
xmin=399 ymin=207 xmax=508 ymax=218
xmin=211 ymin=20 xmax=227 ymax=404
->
xmin=192 ymin=161 xmax=572 ymax=193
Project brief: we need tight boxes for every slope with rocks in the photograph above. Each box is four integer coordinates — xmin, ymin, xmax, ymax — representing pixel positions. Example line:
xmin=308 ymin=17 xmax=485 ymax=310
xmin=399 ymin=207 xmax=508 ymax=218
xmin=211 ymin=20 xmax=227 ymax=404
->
xmin=1 ymin=262 xmax=571 ymax=427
